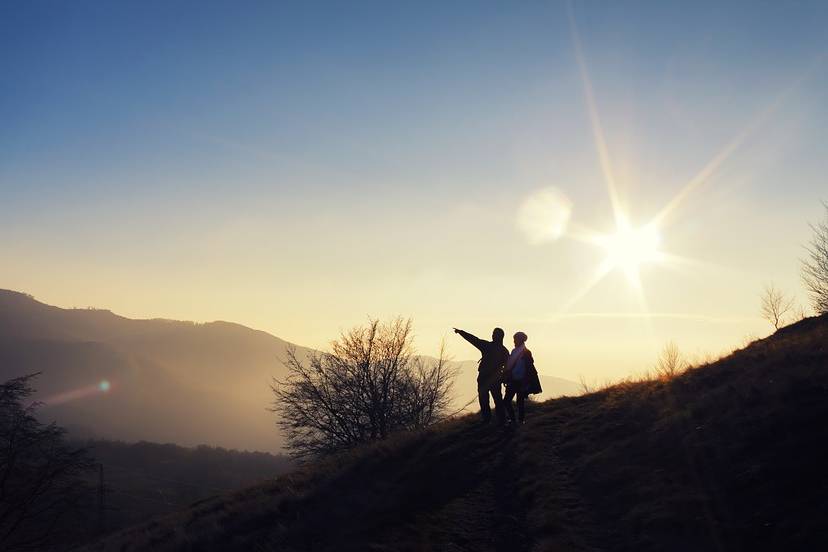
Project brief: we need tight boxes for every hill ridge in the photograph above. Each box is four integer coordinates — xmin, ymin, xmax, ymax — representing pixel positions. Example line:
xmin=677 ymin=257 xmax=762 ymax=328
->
xmin=0 ymin=288 xmax=289 ymax=339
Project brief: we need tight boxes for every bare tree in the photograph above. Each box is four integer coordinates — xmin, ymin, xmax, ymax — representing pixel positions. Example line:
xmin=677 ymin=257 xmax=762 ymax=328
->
xmin=0 ymin=374 xmax=94 ymax=551
xmin=655 ymin=341 xmax=687 ymax=380
xmin=802 ymin=202 xmax=828 ymax=314
xmin=270 ymin=318 xmax=456 ymax=459
xmin=794 ymin=304 xmax=810 ymax=322
xmin=760 ymin=283 xmax=796 ymax=330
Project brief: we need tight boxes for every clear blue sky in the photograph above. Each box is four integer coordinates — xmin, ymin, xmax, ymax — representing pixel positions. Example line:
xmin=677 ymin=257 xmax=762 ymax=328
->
xmin=2 ymin=1 xmax=827 ymax=380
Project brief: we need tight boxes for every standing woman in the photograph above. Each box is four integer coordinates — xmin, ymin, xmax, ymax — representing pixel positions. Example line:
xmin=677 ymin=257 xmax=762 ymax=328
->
xmin=504 ymin=331 xmax=540 ymax=424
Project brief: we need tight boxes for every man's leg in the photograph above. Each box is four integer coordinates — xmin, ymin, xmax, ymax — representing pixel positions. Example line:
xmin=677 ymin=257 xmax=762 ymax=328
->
xmin=490 ymin=383 xmax=505 ymax=425
xmin=478 ymin=382 xmax=491 ymax=421
xmin=503 ymin=386 xmax=516 ymax=423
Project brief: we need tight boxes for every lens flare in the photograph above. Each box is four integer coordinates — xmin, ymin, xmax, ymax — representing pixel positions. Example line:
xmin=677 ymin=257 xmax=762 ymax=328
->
xmin=517 ymin=187 xmax=573 ymax=244
xmin=42 ymin=379 xmax=113 ymax=406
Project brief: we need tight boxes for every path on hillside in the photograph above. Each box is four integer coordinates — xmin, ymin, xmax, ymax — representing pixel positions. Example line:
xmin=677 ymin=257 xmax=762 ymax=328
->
xmin=83 ymin=408 xmax=608 ymax=552
xmin=491 ymin=427 xmax=531 ymax=552
xmin=374 ymin=414 xmax=606 ymax=552
xmin=369 ymin=421 xmax=529 ymax=551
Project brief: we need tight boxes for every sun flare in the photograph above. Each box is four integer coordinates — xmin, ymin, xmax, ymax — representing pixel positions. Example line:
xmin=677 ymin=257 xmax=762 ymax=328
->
xmin=597 ymin=221 xmax=661 ymax=285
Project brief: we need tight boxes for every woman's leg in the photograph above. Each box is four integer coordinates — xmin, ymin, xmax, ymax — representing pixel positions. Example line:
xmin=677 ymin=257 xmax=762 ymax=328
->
xmin=516 ymin=391 xmax=527 ymax=423
xmin=503 ymin=386 xmax=516 ymax=422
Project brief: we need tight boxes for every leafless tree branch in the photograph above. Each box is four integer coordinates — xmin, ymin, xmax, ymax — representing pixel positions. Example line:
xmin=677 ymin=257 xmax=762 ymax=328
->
xmin=270 ymin=318 xmax=456 ymax=459
xmin=655 ymin=341 xmax=687 ymax=380
xmin=760 ymin=283 xmax=796 ymax=330
xmin=802 ymin=201 xmax=828 ymax=314
xmin=0 ymin=374 xmax=94 ymax=551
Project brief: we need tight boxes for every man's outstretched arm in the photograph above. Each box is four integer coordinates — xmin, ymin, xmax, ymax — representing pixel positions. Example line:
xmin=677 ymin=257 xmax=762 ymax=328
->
xmin=453 ymin=328 xmax=486 ymax=352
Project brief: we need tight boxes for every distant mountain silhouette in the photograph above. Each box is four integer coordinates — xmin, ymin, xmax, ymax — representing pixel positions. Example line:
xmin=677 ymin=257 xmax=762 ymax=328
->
xmin=0 ymin=289 xmax=310 ymax=452
xmin=0 ymin=290 xmax=580 ymax=452
xmin=81 ymin=313 xmax=828 ymax=552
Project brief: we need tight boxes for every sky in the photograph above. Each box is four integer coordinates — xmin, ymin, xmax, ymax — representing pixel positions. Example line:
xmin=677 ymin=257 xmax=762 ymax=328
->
xmin=2 ymin=1 xmax=827 ymax=382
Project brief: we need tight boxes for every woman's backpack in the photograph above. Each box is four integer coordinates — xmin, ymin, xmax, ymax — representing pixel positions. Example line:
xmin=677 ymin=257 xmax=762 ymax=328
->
xmin=526 ymin=353 xmax=543 ymax=395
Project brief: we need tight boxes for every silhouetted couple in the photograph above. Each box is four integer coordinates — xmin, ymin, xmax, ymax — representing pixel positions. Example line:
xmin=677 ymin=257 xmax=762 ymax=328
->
xmin=454 ymin=327 xmax=542 ymax=426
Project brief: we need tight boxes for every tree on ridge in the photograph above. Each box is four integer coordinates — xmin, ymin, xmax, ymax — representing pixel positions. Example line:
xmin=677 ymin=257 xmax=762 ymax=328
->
xmin=271 ymin=318 xmax=456 ymax=459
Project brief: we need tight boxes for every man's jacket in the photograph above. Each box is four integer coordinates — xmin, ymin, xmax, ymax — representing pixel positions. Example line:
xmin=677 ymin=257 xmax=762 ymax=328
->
xmin=456 ymin=330 xmax=509 ymax=388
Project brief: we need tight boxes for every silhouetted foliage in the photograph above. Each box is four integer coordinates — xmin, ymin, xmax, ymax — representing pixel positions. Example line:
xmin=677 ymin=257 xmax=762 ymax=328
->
xmin=654 ymin=341 xmax=687 ymax=380
xmin=74 ymin=440 xmax=292 ymax=539
xmin=802 ymin=202 xmax=828 ymax=314
xmin=0 ymin=374 xmax=94 ymax=551
xmin=760 ymin=283 xmax=795 ymax=330
xmin=271 ymin=318 xmax=456 ymax=458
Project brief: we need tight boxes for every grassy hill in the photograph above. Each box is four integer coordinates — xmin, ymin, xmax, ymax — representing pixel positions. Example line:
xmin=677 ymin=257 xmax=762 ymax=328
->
xmin=81 ymin=314 xmax=828 ymax=551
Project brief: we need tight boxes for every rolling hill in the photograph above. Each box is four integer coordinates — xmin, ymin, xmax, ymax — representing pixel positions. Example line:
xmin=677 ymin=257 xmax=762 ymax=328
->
xmin=82 ymin=313 xmax=828 ymax=551
xmin=0 ymin=290 xmax=579 ymax=452
xmin=0 ymin=289 xmax=309 ymax=452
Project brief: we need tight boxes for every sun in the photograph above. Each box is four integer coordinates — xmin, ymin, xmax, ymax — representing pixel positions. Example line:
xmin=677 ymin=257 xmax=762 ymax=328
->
xmin=549 ymin=4 xmax=764 ymax=314
xmin=595 ymin=220 xmax=662 ymax=287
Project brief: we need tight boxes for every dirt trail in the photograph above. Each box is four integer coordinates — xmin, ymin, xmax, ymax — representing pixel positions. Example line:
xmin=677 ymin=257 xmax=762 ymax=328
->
xmin=379 ymin=415 xmax=605 ymax=552
xmin=491 ymin=428 xmax=531 ymax=552
xmin=520 ymin=408 xmax=608 ymax=552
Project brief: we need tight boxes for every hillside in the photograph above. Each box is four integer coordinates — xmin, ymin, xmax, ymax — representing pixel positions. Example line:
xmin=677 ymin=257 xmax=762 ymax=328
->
xmin=0 ymin=290 xmax=579 ymax=452
xmin=0 ymin=289 xmax=310 ymax=452
xmin=83 ymin=313 xmax=828 ymax=551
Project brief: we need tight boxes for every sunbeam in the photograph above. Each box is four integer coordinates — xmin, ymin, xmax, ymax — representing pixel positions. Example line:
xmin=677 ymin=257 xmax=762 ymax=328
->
xmin=563 ymin=5 xmax=667 ymax=317
xmin=652 ymin=56 xmax=825 ymax=228
xmin=568 ymin=4 xmax=625 ymax=227
xmin=562 ymin=221 xmax=608 ymax=246
xmin=556 ymin=257 xmax=616 ymax=315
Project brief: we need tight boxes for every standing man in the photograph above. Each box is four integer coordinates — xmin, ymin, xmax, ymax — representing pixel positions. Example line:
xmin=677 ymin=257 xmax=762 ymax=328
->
xmin=454 ymin=327 xmax=509 ymax=424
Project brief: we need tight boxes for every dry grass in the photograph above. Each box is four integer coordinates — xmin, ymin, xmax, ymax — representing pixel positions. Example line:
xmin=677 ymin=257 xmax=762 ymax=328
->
xmin=82 ymin=314 xmax=828 ymax=552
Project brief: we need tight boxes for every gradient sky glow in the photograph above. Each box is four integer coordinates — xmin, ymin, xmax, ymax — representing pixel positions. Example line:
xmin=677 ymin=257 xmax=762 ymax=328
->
xmin=2 ymin=1 xmax=827 ymax=381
